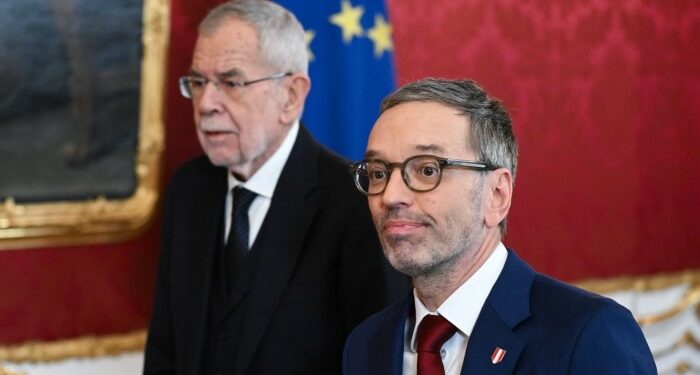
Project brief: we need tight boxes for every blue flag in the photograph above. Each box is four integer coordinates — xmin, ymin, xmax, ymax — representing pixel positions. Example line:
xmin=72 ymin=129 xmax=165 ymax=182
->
xmin=276 ymin=0 xmax=395 ymax=161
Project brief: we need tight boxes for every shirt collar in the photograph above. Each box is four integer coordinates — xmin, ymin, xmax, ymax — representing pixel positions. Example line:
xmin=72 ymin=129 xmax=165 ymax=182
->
xmin=410 ymin=242 xmax=508 ymax=351
xmin=227 ymin=120 xmax=299 ymax=197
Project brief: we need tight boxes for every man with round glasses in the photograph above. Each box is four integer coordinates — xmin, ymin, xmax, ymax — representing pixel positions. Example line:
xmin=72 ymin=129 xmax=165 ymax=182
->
xmin=344 ymin=78 xmax=656 ymax=374
xmin=144 ymin=1 xmax=405 ymax=374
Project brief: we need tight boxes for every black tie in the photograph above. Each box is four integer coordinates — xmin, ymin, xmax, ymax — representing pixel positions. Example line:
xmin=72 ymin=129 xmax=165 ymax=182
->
xmin=225 ymin=186 xmax=257 ymax=294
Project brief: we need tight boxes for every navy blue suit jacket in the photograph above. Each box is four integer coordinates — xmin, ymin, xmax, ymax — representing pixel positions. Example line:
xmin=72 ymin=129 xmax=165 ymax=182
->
xmin=343 ymin=250 xmax=657 ymax=374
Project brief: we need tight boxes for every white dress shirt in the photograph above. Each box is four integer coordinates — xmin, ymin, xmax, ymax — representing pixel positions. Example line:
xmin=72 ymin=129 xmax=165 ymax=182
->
xmin=224 ymin=121 xmax=299 ymax=247
xmin=403 ymin=243 xmax=508 ymax=375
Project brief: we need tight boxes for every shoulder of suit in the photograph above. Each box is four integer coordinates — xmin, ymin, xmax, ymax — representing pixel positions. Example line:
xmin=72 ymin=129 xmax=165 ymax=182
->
xmin=530 ymin=271 xmax=631 ymax=322
xmin=167 ymin=154 xmax=226 ymax=193
xmin=172 ymin=154 xmax=220 ymax=177
xmin=316 ymin=144 xmax=351 ymax=169
xmin=314 ymin=146 xmax=364 ymax=193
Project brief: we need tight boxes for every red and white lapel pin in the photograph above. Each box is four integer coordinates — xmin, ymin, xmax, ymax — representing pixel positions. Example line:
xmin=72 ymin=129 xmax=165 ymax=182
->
xmin=491 ymin=347 xmax=506 ymax=364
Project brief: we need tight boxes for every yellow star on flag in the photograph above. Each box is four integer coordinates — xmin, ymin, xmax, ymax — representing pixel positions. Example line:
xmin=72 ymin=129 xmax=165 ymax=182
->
xmin=305 ymin=30 xmax=316 ymax=61
xmin=367 ymin=14 xmax=393 ymax=57
xmin=329 ymin=0 xmax=365 ymax=44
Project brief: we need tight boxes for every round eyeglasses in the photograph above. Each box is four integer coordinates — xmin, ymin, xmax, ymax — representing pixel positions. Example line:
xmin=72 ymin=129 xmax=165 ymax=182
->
xmin=349 ymin=154 xmax=497 ymax=195
xmin=178 ymin=72 xmax=292 ymax=100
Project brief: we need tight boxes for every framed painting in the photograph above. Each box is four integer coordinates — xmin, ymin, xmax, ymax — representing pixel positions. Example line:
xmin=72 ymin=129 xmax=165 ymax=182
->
xmin=0 ymin=0 xmax=169 ymax=249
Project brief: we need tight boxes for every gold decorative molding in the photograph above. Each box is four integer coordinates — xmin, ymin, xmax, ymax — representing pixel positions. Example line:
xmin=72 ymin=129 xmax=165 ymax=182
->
xmin=576 ymin=269 xmax=700 ymax=295
xmin=0 ymin=330 xmax=146 ymax=363
xmin=637 ymin=288 xmax=700 ymax=326
xmin=676 ymin=332 xmax=700 ymax=350
xmin=0 ymin=0 xmax=170 ymax=250
xmin=576 ymin=269 xmax=700 ymax=326
xmin=653 ymin=331 xmax=700 ymax=359
xmin=0 ymin=367 xmax=25 ymax=375
xmin=661 ymin=362 xmax=700 ymax=375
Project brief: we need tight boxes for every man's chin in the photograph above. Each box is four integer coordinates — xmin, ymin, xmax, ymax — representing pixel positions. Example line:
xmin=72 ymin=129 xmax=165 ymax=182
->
xmin=388 ymin=259 xmax=431 ymax=278
xmin=205 ymin=152 xmax=243 ymax=169
xmin=383 ymin=245 xmax=432 ymax=277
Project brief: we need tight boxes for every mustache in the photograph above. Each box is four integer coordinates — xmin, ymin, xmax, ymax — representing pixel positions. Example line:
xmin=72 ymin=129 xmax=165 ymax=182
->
xmin=378 ymin=208 xmax=433 ymax=227
xmin=199 ymin=118 xmax=238 ymax=133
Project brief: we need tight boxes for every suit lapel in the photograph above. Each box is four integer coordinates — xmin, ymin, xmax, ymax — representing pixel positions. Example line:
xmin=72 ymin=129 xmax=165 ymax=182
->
xmin=187 ymin=161 xmax=229 ymax=373
xmin=460 ymin=304 xmax=525 ymax=375
xmin=367 ymin=297 xmax=412 ymax=375
xmin=232 ymin=127 xmax=322 ymax=374
xmin=460 ymin=251 xmax=534 ymax=375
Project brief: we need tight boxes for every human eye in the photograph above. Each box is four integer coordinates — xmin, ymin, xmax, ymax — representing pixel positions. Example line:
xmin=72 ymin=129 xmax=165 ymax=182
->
xmin=417 ymin=162 xmax=438 ymax=177
xmin=371 ymin=170 xmax=387 ymax=180
xmin=411 ymin=159 xmax=441 ymax=180
xmin=419 ymin=164 xmax=438 ymax=177
xmin=222 ymin=79 xmax=243 ymax=89
xmin=366 ymin=164 xmax=388 ymax=182
xmin=190 ymin=77 xmax=207 ymax=88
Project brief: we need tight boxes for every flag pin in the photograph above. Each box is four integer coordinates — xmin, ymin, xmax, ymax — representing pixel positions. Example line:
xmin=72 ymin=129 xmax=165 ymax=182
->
xmin=491 ymin=347 xmax=506 ymax=364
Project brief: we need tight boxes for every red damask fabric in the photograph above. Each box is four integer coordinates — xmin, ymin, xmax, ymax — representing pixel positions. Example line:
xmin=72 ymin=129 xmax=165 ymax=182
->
xmin=389 ymin=0 xmax=700 ymax=279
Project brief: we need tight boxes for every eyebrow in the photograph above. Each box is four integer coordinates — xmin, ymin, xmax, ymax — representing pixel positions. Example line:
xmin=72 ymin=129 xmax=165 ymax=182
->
xmin=365 ymin=149 xmax=380 ymax=159
xmin=415 ymin=144 xmax=446 ymax=153
xmin=218 ymin=69 xmax=244 ymax=79
xmin=189 ymin=69 xmax=205 ymax=78
xmin=365 ymin=144 xmax=447 ymax=159
xmin=188 ymin=68 xmax=244 ymax=79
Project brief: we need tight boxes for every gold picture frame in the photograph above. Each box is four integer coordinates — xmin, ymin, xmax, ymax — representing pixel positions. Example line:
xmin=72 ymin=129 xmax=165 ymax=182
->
xmin=0 ymin=0 xmax=170 ymax=250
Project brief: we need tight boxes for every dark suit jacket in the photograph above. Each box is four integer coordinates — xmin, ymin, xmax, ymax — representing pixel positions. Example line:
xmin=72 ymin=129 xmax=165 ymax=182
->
xmin=144 ymin=127 xmax=407 ymax=375
xmin=343 ymin=250 xmax=657 ymax=374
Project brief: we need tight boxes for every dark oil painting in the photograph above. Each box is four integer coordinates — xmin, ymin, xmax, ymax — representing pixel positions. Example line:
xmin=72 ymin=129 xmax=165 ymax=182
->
xmin=0 ymin=0 xmax=143 ymax=203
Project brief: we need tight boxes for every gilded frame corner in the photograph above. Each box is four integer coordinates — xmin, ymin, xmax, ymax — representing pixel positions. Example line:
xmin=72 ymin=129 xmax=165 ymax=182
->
xmin=0 ymin=0 xmax=170 ymax=250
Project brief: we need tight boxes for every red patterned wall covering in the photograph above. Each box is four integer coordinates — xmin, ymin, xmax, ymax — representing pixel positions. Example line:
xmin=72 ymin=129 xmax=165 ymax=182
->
xmin=388 ymin=0 xmax=700 ymax=278
xmin=0 ymin=0 xmax=698 ymax=345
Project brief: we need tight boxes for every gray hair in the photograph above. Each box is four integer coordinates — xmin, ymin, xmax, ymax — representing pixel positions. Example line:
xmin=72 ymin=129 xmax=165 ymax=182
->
xmin=380 ymin=78 xmax=518 ymax=234
xmin=199 ymin=0 xmax=308 ymax=74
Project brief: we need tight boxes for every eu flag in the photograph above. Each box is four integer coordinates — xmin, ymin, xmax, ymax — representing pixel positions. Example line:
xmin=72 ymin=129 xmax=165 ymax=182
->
xmin=276 ymin=0 xmax=395 ymax=161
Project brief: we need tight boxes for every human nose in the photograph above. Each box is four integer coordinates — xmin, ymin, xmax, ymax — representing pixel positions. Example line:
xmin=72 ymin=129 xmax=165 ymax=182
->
xmin=196 ymin=81 xmax=224 ymax=114
xmin=380 ymin=166 xmax=413 ymax=207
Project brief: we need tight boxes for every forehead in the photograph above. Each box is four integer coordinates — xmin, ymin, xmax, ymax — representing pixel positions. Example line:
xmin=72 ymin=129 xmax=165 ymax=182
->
xmin=367 ymin=101 xmax=471 ymax=159
xmin=191 ymin=18 xmax=262 ymax=75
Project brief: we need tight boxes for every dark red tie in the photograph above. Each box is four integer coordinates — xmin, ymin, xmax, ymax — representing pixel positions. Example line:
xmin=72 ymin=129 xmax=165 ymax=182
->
xmin=416 ymin=314 xmax=457 ymax=375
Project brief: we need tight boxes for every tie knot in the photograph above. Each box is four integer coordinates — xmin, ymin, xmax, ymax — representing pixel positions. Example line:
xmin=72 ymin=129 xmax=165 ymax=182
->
xmin=232 ymin=186 xmax=257 ymax=212
xmin=416 ymin=315 xmax=457 ymax=353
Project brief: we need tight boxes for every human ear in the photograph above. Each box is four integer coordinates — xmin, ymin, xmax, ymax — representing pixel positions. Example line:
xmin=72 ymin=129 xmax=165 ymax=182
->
xmin=279 ymin=73 xmax=311 ymax=124
xmin=484 ymin=168 xmax=513 ymax=229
